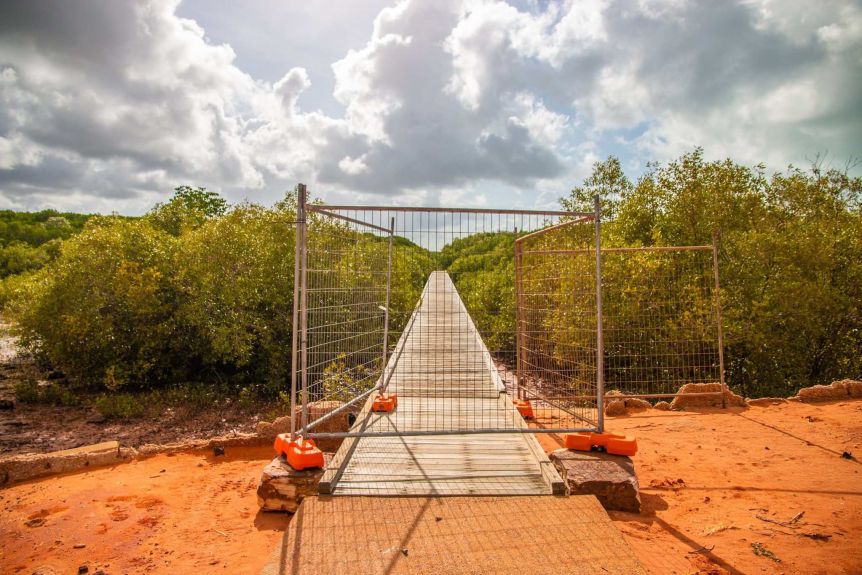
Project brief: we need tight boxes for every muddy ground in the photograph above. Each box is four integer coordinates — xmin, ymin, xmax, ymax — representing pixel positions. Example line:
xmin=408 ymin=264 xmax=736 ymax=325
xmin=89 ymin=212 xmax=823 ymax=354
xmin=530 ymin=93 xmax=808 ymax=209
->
xmin=0 ymin=323 xmax=274 ymax=457
xmin=1 ymin=400 xmax=860 ymax=574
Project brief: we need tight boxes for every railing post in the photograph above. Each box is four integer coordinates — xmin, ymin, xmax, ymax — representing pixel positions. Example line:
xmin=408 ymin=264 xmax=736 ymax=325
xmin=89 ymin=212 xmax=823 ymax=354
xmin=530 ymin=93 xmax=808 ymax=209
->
xmin=298 ymin=184 xmax=310 ymax=434
xmin=514 ymin=228 xmax=524 ymax=400
xmin=381 ymin=217 xmax=394 ymax=392
xmin=594 ymin=195 xmax=605 ymax=433
xmin=289 ymin=184 xmax=305 ymax=441
xmin=712 ymin=231 xmax=728 ymax=408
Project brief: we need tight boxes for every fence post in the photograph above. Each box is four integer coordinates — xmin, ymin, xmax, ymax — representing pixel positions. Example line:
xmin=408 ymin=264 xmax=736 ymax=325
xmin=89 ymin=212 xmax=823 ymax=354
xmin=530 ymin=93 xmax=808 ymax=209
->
xmin=712 ymin=231 xmax=728 ymax=408
xmin=514 ymin=228 xmax=524 ymax=400
xmin=594 ymin=195 xmax=605 ymax=433
xmin=289 ymin=184 xmax=305 ymax=441
xmin=381 ymin=217 xmax=394 ymax=392
xmin=298 ymin=184 xmax=310 ymax=434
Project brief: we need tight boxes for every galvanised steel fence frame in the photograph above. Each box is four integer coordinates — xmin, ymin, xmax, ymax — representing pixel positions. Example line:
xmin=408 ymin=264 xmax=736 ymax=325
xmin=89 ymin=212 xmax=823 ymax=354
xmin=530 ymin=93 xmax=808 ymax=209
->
xmin=289 ymin=186 xmax=726 ymax=441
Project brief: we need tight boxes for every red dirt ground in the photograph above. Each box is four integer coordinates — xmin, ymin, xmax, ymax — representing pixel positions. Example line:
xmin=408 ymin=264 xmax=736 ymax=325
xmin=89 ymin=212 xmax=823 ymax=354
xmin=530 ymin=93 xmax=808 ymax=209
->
xmin=1 ymin=401 xmax=861 ymax=574
xmin=536 ymin=400 xmax=862 ymax=575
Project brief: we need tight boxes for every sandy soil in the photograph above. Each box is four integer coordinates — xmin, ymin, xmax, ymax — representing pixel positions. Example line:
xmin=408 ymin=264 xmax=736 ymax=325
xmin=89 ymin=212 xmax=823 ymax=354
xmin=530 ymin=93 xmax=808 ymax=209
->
xmin=1 ymin=401 xmax=861 ymax=574
xmin=0 ymin=446 xmax=285 ymax=574
xmin=536 ymin=400 xmax=862 ymax=575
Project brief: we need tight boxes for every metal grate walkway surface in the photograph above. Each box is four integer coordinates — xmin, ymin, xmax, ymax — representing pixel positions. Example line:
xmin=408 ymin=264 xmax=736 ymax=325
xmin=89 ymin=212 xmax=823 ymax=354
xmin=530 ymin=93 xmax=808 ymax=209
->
xmin=319 ymin=271 xmax=562 ymax=496
xmin=266 ymin=496 xmax=645 ymax=575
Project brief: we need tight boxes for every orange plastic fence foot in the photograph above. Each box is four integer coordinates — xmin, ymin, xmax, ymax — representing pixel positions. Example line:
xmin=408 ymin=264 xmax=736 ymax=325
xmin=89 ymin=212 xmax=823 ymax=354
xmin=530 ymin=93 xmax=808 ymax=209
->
xmin=274 ymin=434 xmax=325 ymax=470
xmin=514 ymin=399 xmax=534 ymax=419
xmin=564 ymin=432 xmax=638 ymax=457
xmin=371 ymin=393 xmax=397 ymax=413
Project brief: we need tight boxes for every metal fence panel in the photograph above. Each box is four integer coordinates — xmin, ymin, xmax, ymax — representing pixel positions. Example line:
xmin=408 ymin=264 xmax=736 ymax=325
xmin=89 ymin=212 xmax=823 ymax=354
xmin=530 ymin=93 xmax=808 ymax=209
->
xmin=293 ymin=195 xmax=599 ymax=439
xmin=291 ymin=189 xmax=725 ymax=441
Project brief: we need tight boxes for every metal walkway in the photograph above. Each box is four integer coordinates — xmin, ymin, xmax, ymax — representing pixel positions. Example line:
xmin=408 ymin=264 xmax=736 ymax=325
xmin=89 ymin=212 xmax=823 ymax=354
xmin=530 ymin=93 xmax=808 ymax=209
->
xmin=319 ymin=271 xmax=563 ymax=496
xmin=266 ymin=496 xmax=646 ymax=575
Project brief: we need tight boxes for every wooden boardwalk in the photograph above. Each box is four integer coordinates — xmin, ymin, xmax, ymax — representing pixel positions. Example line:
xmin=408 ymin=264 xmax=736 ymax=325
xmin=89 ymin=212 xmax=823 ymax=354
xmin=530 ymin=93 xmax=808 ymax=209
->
xmin=319 ymin=271 xmax=563 ymax=496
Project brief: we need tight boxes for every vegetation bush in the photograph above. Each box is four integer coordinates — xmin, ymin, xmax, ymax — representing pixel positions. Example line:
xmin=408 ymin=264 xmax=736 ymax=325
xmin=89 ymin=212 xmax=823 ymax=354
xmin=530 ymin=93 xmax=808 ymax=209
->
xmin=440 ymin=232 xmax=517 ymax=355
xmin=2 ymin=150 xmax=860 ymax=401
xmin=0 ymin=209 xmax=92 ymax=279
xmin=6 ymin=217 xmax=181 ymax=389
xmin=94 ymin=393 xmax=146 ymax=419
xmin=3 ymin=187 xmax=434 ymax=399
xmin=14 ymin=380 xmax=79 ymax=406
xmin=560 ymin=150 xmax=862 ymax=397
xmin=174 ymin=203 xmax=297 ymax=391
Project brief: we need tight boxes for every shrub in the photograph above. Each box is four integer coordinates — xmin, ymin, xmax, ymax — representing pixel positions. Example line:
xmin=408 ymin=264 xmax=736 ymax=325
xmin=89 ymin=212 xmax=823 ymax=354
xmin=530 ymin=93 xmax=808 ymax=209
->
xmin=14 ymin=380 xmax=79 ymax=406
xmin=13 ymin=380 xmax=41 ymax=403
xmin=6 ymin=217 xmax=182 ymax=389
xmin=94 ymin=393 xmax=146 ymax=419
xmin=174 ymin=203 xmax=297 ymax=390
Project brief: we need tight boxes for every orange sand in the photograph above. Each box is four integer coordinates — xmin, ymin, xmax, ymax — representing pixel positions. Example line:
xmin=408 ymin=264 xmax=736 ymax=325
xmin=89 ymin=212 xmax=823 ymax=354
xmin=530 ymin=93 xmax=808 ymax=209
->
xmin=2 ymin=401 xmax=861 ymax=574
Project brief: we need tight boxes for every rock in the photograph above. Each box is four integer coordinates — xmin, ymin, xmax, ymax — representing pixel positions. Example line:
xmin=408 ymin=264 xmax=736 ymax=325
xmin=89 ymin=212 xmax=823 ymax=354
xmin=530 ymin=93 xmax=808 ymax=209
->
xmin=624 ymin=398 xmax=652 ymax=411
xmin=654 ymin=401 xmax=671 ymax=411
xmin=0 ymin=399 xmax=13 ymax=410
xmin=255 ymin=415 xmax=291 ymax=439
xmin=550 ymin=449 xmax=640 ymax=512
xmin=77 ymin=566 xmax=89 ymax=574
xmin=32 ymin=567 xmax=61 ymax=575
xmin=0 ymin=441 xmax=136 ymax=487
xmin=603 ymin=391 xmax=652 ymax=415
xmin=73 ymin=543 xmax=86 ymax=549
xmin=604 ymin=400 xmax=626 ymax=416
xmin=46 ymin=370 xmax=65 ymax=380
xmin=669 ymin=383 xmax=746 ymax=410
xmin=796 ymin=380 xmax=852 ymax=403
xmin=844 ymin=380 xmax=862 ymax=398
xmin=257 ymin=454 xmax=331 ymax=513
xmin=212 ymin=446 xmax=225 ymax=457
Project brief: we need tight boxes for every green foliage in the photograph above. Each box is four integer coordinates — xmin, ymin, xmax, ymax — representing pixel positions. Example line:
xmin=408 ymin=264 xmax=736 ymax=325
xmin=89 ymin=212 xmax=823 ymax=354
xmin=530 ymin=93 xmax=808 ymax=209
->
xmin=566 ymin=149 xmax=862 ymax=397
xmin=175 ymin=203 xmax=297 ymax=390
xmin=561 ymin=156 xmax=631 ymax=219
xmin=7 ymin=152 xmax=859 ymax=403
xmin=5 ymin=188 xmax=435 ymax=398
xmin=0 ymin=210 xmax=91 ymax=279
xmin=321 ymin=353 xmax=372 ymax=402
xmin=7 ymin=217 xmax=182 ymax=389
xmin=13 ymin=380 xmax=40 ymax=403
xmin=441 ymin=233 xmax=517 ymax=354
xmin=147 ymin=186 xmax=228 ymax=236
xmin=0 ymin=209 xmax=90 ymax=246
xmin=95 ymin=393 xmax=146 ymax=419
xmin=14 ymin=380 xmax=79 ymax=406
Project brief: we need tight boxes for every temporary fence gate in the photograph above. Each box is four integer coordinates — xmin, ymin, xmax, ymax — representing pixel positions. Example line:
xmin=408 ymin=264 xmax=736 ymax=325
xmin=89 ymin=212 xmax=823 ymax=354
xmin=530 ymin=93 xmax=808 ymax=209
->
xmin=289 ymin=185 xmax=727 ymax=447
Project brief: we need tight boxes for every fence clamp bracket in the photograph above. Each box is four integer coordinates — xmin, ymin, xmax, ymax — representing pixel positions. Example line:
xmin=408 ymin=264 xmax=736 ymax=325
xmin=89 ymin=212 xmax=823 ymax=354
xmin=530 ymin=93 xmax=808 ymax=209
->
xmin=274 ymin=434 xmax=325 ymax=470
xmin=371 ymin=393 xmax=398 ymax=413
xmin=564 ymin=432 xmax=638 ymax=457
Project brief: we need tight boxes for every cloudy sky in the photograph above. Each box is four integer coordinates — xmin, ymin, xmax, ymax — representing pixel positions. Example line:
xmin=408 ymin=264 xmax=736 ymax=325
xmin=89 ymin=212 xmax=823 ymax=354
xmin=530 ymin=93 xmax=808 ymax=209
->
xmin=0 ymin=0 xmax=860 ymax=214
